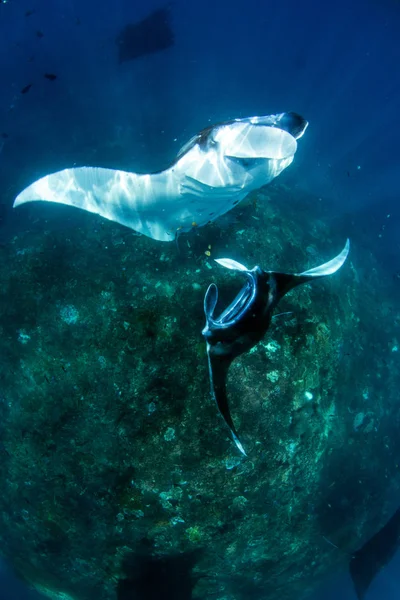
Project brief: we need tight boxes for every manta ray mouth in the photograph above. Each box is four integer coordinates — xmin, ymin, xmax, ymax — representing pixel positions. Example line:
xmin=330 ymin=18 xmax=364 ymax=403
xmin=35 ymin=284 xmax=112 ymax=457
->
xmin=215 ymin=274 xmax=256 ymax=327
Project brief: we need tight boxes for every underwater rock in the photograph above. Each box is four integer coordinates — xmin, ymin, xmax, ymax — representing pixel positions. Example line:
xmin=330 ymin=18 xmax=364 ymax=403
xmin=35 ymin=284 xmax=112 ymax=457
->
xmin=0 ymin=187 xmax=399 ymax=600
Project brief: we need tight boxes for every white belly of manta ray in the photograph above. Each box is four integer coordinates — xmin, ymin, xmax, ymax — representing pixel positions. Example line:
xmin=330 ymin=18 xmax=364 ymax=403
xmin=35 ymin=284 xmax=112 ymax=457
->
xmin=13 ymin=112 xmax=308 ymax=242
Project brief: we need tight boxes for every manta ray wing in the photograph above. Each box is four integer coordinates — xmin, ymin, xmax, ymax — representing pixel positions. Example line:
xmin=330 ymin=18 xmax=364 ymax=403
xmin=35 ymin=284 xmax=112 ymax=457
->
xmin=13 ymin=166 xmax=249 ymax=242
xmin=13 ymin=167 xmax=172 ymax=242
xmin=349 ymin=507 xmax=400 ymax=600
xmin=271 ymin=239 xmax=350 ymax=300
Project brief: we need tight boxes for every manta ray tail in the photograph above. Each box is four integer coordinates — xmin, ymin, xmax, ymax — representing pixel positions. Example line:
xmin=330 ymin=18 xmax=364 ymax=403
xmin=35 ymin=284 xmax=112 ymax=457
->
xmin=272 ymin=239 xmax=350 ymax=300
xmin=207 ymin=351 xmax=247 ymax=456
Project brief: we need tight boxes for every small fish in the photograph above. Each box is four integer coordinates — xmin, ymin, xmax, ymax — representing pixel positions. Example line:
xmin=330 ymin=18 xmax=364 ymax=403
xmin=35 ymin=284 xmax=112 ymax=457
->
xmin=36 ymin=30 xmax=44 ymax=38
xmin=1 ymin=133 xmax=9 ymax=139
xmin=44 ymin=73 xmax=57 ymax=81
xmin=25 ymin=9 xmax=35 ymax=16
xmin=202 ymin=240 xmax=350 ymax=455
xmin=21 ymin=84 xmax=32 ymax=94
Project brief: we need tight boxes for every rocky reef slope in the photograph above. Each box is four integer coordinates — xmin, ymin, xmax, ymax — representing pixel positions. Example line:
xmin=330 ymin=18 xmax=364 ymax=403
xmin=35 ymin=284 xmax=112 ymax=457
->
xmin=0 ymin=186 xmax=399 ymax=600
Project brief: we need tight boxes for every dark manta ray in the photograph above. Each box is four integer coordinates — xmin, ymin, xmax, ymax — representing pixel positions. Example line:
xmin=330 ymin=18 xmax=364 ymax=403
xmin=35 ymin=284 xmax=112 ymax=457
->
xmin=116 ymin=7 xmax=174 ymax=64
xmin=349 ymin=506 xmax=400 ymax=600
xmin=117 ymin=552 xmax=200 ymax=599
xmin=202 ymin=240 xmax=350 ymax=455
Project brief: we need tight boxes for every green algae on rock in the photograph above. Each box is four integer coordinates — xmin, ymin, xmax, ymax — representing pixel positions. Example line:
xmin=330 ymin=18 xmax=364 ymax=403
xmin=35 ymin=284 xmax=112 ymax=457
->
xmin=0 ymin=186 xmax=399 ymax=600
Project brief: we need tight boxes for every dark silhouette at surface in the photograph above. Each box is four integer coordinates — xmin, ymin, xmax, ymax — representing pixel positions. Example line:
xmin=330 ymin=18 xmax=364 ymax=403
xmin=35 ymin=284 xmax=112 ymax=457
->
xmin=116 ymin=7 xmax=174 ymax=64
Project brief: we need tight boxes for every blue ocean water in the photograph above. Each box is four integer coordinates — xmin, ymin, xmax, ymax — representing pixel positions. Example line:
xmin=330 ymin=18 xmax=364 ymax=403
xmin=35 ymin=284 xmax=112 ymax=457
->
xmin=0 ymin=0 xmax=399 ymax=598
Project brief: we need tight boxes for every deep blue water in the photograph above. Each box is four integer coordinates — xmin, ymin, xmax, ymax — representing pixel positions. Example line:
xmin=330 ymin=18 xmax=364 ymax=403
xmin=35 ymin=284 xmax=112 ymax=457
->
xmin=0 ymin=561 xmax=43 ymax=600
xmin=1 ymin=0 xmax=400 ymax=598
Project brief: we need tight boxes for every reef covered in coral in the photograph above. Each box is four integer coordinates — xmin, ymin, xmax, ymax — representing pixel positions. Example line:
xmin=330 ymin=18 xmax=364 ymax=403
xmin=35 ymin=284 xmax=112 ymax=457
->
xmin=0 ymin=185 xmax=399 ymax=600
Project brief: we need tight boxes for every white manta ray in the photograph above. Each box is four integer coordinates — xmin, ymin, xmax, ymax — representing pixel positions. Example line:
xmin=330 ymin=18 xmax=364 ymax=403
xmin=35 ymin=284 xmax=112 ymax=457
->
xmin=14 ymin=112 xmax=308 ymax=242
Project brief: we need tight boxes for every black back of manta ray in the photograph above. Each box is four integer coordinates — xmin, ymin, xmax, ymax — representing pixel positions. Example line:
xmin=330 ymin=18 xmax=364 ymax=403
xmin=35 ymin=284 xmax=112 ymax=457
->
xmin=117 ymin=551 xmax=201 ymax=599
xmin=116 ymin=7 xmax=174 ymax=64
xmin=349 ymin=507 xmax=400 ymax=600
